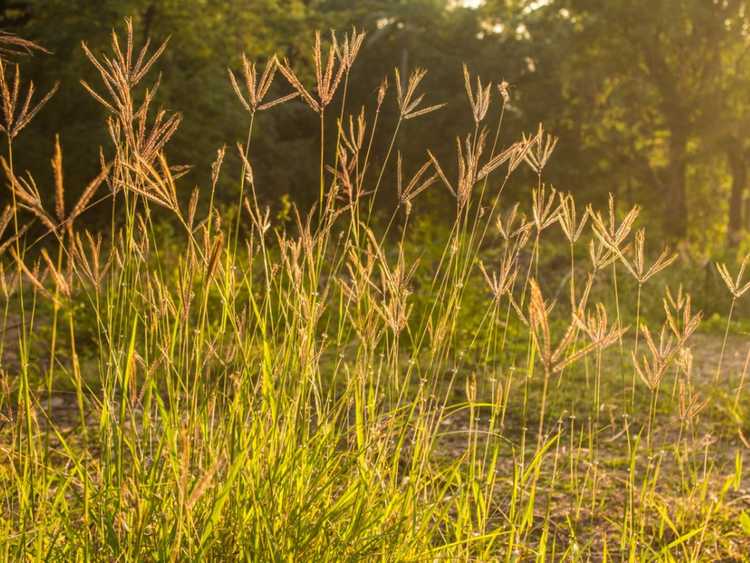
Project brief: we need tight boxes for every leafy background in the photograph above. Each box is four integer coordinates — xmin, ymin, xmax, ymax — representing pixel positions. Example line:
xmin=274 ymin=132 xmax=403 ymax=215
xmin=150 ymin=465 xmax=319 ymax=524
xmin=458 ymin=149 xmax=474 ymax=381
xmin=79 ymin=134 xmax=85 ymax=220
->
xmin=6 ymin=0 xmax=750 ymax=250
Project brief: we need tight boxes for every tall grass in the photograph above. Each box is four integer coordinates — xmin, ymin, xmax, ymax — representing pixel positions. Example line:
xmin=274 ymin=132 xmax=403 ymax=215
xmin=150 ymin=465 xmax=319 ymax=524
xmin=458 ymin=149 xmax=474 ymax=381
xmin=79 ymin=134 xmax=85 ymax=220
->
xmin=0 ymin=20 xmax=748 ymax=561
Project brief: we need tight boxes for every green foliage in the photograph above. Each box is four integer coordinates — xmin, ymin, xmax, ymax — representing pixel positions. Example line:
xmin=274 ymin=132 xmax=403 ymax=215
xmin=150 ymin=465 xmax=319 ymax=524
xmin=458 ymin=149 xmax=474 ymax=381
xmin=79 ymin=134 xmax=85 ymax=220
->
xmin=5 ymin=0 xmax=750 ymax=246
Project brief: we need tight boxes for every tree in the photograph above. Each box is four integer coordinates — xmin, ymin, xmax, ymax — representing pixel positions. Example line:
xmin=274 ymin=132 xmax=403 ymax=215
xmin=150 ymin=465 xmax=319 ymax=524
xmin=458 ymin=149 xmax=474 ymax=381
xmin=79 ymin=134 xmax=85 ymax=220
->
xmin=542 ymin=0 xmax=750 ymax=241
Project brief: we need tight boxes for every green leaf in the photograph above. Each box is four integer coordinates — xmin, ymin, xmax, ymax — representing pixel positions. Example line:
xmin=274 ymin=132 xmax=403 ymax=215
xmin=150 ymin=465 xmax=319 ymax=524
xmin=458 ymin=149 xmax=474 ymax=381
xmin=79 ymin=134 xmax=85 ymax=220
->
xmin=740 ymin=511 xmax=750 ymax=536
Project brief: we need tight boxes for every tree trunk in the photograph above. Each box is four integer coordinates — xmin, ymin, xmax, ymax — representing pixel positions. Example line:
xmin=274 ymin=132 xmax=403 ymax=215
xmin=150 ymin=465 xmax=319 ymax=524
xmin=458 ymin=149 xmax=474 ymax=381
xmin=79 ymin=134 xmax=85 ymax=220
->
xmin=642 ymin=43 xmax=689 ymax=240
xmin=726 ymin=140 xmax=747 ymax=246
xmin=664 ymin=127 xmax=688 ymax=240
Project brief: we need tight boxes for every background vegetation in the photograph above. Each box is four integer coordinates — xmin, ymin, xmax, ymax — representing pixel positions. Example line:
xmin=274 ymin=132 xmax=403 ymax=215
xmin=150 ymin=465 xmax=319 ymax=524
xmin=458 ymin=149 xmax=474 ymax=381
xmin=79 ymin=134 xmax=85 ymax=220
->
xmin=7 ymin=0 xmax=750 ymax=249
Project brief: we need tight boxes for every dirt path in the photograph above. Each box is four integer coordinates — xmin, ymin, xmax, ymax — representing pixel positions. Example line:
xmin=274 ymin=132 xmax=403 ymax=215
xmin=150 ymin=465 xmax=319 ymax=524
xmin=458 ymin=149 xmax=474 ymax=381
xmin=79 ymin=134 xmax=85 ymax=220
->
xmin=690 ymin=331 xmax=750 ymax=380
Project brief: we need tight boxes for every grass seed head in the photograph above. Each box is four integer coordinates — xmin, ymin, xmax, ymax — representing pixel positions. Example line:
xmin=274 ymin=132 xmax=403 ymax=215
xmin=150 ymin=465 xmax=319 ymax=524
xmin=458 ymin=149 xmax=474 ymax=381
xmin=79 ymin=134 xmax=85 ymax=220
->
xmin=531 ymin=184 xmax=560 ymax=234
xmin=463 ymin=64 xmax=492 ymax=124
xmin=395 ymin=67 xmax=446 ymax=120
xmin=716 ymin=254 xmax=750 ymax=299
xmin=0 ymin=61 xmax=58 ymax=139
xmin=523 ymin=123 xmax=558 ymax=174
xmin=557 ymin=192 xmax=588 ymax=244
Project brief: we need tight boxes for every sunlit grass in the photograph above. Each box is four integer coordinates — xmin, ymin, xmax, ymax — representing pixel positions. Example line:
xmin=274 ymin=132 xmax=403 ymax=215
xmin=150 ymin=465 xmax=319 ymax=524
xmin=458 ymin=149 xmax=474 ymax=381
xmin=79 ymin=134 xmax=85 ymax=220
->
xmin=0 ymin=20 xmax=748 ymax=561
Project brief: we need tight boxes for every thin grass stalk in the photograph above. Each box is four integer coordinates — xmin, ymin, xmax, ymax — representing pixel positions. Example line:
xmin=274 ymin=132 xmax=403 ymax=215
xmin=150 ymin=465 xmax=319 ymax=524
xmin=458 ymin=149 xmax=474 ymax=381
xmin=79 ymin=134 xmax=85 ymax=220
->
xmin=716 ymin=297 xmax=736 ymax=382
xmin=537 ymin=366 xmax=551 ymax=447
xmin=233 ymin=113 xmax=255 ymax=253
xmin=367 ymin=117 xmax=401 ymax=223
xmin=734 ymin=345 xmax=750 ymax=412
xmin=630 ymin=282 xmax=642 ymax=412
xmin=319 ymin=109 xmax=325 ymax=214
xmin=5 ymin=132 xmax=36 ymax=524
xmin=43 ymin=237 xmax=65 ymax=467
xmin=611 ymin=261 xmax=625 ymax=402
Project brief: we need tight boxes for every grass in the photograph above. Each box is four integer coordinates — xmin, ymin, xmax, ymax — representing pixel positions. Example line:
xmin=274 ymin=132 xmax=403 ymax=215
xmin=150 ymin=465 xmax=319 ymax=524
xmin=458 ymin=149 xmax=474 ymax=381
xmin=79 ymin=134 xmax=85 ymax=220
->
xmin=0 ymin=19 xmax=749 ymax=561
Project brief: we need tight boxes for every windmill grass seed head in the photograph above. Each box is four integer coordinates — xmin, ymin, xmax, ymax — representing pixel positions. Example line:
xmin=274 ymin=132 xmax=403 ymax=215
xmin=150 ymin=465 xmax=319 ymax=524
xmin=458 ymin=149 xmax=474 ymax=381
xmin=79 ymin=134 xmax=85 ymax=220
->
xmin=618 ymin=228 xmax=677 ymax=284
xmin=524 ymin=123 xmax=558 ymax=175
xmin=531 ymin=184 xmax=560 ymax=234
xmin=0 ymin=60 xmax=58 ymax=140
xmin=228 ymin=54 xmax=299 ymax=114
xmin=81 ymin=18 xmax=180 ymax=164
xmin=557 ymin=192 xmax=588 ymax=245
xmin=716 ymin=254 xmax=750 ymax=299
xmin=395 ymin=67 xmax=446 ymax=120
xmin=528 ymin=279 xmax=604 ymax=374
xmin=589 ymin=193 xmax=640 ymax=254
xmin=463 ymin=64 xmax=492 ymax=124
xmin=278 ymin=28 xmax=364 ymax=114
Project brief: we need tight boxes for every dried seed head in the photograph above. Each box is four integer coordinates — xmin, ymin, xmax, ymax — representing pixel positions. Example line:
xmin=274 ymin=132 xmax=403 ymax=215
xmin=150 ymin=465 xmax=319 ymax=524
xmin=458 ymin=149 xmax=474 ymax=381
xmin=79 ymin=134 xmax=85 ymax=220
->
xmin=496 ymin=203 xmax=532 ymax=244
xmin=557 ymin=192 xmax=588 ymax=244
xmin=228 ymin=54 xmax=299 ymax=114
xmin=377 ymin=76 xmax=389 ymax=108
xmin=678 ymin=378 xmax=708 ymax=424
xmin=477 ymin=141 xmax=524 ymax=181
xmin=529 ymin=279 xmax=609 ymax=374
xmin=364 ymin=229 xmax=417 ymax=334
xmin=716 ymin=254 xmax=750 ymax=299
xmin=10 ymin=247 xmax=50 ymax=299
xmin=1 ymin=158 xmax=56 ymax=232
xmin=235 ymin=142 xmax=255 ymax=187
xmin=531 ymin=184 xmax=560 ymax=233
xmin=632 ymin=322 xmax=679 ymax=392
xmin=0 ymin=61 xmax=58 ymax=139
xmin=210 ymin=145 xmax=226 ymax=189
xmin=206 ymin=232 xmax=224 ymax=282
xmin=465 ymin=373 xmax=477 ymax=403
xmin=124 ymin=152 xmax=181 ymax=214
xmin=498 ymin=80 xmax=511 ymax=104
xmin=588 ymin=239 xmax=618 ymax=272
xmin=395 ymin=67 xmax=446 ymax=120
xmin=529 ymin=280 xmax=552 ymax=366
xmin=589 ymin=193 xmax=640 ymax=255
xmin=81 ymin=19 xmax=179 ymax=164
xmin=463 ymin=64 xmax=492 ymax=124
xmin=663 ymin=287 xmax=701 ymax=344
xmin=619 ymin=228 xmax=677 ymax=284
xmin=478 ymin=256 xmax=517 ymax=303
xmin=72 ymin=230 xmax=111 ymax=290
xmin=82 ymin=17 xmax=168 ymax=94
xmin=337 ymin=26 xmax=366 ymax=70
xmin=523 ymin=123 xmax=558 ymax=174
xmin=41 ymin=247 xmax=70 ymax=298
xmin=278 ymin=29 xmax=359 ymax=113
xmin=396 ymin=152 xmax=437 ymax=207
xmin=51 ymin=134 xmax=65 ymax=221
xmin=0 ymin=32 xmax=50 ymax=61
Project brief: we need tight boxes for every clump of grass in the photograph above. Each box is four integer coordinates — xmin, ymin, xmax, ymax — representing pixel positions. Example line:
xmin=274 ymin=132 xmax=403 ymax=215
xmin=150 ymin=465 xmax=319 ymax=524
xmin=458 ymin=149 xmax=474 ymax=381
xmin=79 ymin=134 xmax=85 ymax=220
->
xmin=0 ymin=20 xmax=747 ymax=561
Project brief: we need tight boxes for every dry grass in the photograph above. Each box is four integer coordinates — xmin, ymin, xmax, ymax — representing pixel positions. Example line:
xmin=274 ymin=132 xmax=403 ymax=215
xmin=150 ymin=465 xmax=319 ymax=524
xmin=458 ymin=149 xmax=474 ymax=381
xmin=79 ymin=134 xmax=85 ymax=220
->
xmin=0 ymin=20 xmax=748 ymax=561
